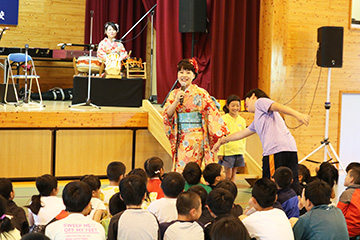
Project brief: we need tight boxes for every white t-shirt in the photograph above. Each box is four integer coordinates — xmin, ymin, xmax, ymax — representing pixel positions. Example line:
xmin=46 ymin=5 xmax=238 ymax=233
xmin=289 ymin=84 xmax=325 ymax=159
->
xmin=147 ymin=198 xmax=177 ymax=224
xmin=87 ymin=197 xmax=106 ymax=220
xmin=242 ymin=208 xmax=294 ymax=240
xmin=28 ymin=196 xmax=65 ymax=225
xmin=45 ymin=213 xmax=105 ymax=240
xmin=164 ymin=221 xmax=204 ymax=240
xmin=101 ymin=186 xmax=119 ymax=206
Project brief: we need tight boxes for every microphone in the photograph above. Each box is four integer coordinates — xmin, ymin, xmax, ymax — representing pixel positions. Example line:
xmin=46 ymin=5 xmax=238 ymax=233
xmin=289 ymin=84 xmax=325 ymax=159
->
xmin=113 ymin=39 xmax=122 ymax=43
xmin=180 ymin=83 xmax=186 ymax=105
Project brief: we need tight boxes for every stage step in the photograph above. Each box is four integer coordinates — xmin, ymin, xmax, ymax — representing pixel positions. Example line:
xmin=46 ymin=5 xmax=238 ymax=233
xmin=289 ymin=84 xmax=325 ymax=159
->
xmin=236 ymin=173 xmax=259 ymax=187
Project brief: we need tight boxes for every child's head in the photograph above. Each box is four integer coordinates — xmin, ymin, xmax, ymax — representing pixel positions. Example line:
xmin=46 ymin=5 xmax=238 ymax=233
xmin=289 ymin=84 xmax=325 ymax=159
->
xmin=161 ymin=172 xmax=185 ymax=198
xmin=223 ymin=95 xmax=241 ymax=114
xmin=80 ymin=175 xmax=101 ymax=198
xmin=251 ymin=178 xmax=277 ymax=209
xmin=107 ymin=161 xmax=126 ymax=183
xmin=182 ymin=162 xmax=202 ymax=185
xmin=344 ymin=167 xmax=360 ymax=187
xmin=109 ymin=192 xmax=126 ymax=216
xmin=176 ymin=191 xmax=202 ymax=221
xmin=0 ymin=195 xmax=15 ymax=234
xmin=36 ymin=174 xmax=58 ymax=196
xmin=128 ymin=168 xmax=148 ymax=184
xmin=346 ymin=162 xmax=360 ymax=173
xmin=203 ymin=163 xmax=224 ymax=186
xmin=210 ymin=215 xmax=251 ymax=240
xmin=120 ymin=175 xmax=147 ymax=206
xmin=0 ymin=178 xmax=13 ymax=200
xmin=244 ymin=89 xmax=269 ymax=112
xmin=316 ymin=162 xmax=338 ymax=188
xmin=21 ymin=233 xmax=51 ymax=240
xmin=144 ymin=157 xmax=164 ymax=179
xmin=303 ymin=179 xmax=331 ymax=210
xmin=207 ymin=188 xmax=234 ymax=217
xmin=272 ymin=167 xmax=293 ymax=189
xmin=187 ymin=185 xmax=208 ymax=210
xmin=63 ymin=181 xmax=92 ymax=214
xmin=298 ymin=164 xmax=311 ymax=184
xmin=215 ymin=180 xmax=238 ymax=200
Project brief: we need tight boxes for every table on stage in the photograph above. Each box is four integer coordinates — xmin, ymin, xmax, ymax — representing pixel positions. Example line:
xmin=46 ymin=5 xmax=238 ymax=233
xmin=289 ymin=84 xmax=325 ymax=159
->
xmin=72 ymin=76 xmax=144 ymax=107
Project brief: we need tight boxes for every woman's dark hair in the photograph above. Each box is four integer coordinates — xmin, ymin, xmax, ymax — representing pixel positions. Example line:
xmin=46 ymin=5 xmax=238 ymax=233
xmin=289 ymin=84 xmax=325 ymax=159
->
xmin=0 ymin=195 xmax=15 ymax=234
xmin=177 ymin=59 xmax=198 ymax=79
xmin=244 ymin=88 xmax=270 ymax=99
xmin=144 ymin=157 xmax=164 ymax=179
xmin=26 ymin=174 xmax=58 ymax=215
xmin=104 ymin=21 xmax=119 ymax=33
xmin=223 ymin=95 xmax=241 ymax=113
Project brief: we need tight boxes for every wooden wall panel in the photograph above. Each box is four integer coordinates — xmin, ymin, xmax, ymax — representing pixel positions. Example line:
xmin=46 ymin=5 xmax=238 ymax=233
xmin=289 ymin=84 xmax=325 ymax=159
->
xmin=0 ymin=130 xmax=52 ymax=178
xmin=0 ymin=0 xmax=86 ymax=91
xmin=259 ymin=0 xmax=360 ymax=164
xmin=55 ymin=130 xmax=133 ymax=177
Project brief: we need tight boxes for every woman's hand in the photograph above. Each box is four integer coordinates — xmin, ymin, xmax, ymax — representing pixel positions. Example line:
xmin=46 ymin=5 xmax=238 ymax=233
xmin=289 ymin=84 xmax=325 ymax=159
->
xmin=212 ymin=137 xmax=227 ymax=153
xmin=175 ymin=89 xmax=185 ymax=104
xmin=295 ymin=113 xmax=310 ymax=126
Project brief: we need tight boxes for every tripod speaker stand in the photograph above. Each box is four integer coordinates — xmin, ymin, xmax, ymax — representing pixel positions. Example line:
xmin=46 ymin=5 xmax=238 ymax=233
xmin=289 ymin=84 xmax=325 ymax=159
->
xmin=299 ymin=26 xmax=345 ymax=171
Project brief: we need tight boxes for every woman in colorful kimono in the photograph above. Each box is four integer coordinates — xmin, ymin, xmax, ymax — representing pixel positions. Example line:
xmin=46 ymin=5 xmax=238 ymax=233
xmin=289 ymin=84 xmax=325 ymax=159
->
xmin=163 ymin=58 xmax=229 ymax=173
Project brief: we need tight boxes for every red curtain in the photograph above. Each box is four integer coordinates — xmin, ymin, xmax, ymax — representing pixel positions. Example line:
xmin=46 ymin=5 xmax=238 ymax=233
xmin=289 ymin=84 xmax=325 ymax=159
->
xmin=85 ymin=0 xmax=147 ymax=60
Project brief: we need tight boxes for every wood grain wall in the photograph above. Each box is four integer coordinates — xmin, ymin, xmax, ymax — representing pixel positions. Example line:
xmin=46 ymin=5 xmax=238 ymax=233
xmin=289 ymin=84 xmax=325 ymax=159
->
xmin=0 ymin=0 xmax=86 ymax=91
xmin=259 ymin=0 xmax=360 ymax=164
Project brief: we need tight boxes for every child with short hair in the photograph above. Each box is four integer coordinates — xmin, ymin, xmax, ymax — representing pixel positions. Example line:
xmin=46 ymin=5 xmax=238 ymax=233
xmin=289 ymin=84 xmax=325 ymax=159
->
xmin=203 ymin=163 xmax=225 ymax=189
xmin=144 ymin=157 xmax=165 ymax=199
xmin=26 ymin=175 xmax=65 ymax=233
xmin=0 ymin=195 xmax=21 ymax=239
xmin=160 ymin=191 xmax=204 ymax=240
xmin=210 ymin=215 xmax=250 ymax=240
xmin=241 ymin=178 xmax=294 ymax=240
xmin=218 ymin=94 xmax=247 ymax=183
xmin=0 ymin=178 xmax=29 ymax=235
xmin=215 ymin=180 xmax=243 ymax=217
xmin=293 ymin=179 xmax=348 ymax=240
xmin=45 ymin=181 xmax=105 ymax=240
xmin=101 ymin=161 xmax=126 ymax=212
xmin=187 ymin=185 xmax=210 ymax=225
xmin=80 ymin=175 xmax=106 ymax=222
xmin=272 ymin=167 xmax=299 ymax=218
xmin=107 ymin=175 xmax=159 ymax=240
xmin=183 ymin=162 xmax=212 ymax=193
xmin=337 ymin=166 xmax=360 ymax=238
xmin=147 ymin=172 xmax=185 ymax=223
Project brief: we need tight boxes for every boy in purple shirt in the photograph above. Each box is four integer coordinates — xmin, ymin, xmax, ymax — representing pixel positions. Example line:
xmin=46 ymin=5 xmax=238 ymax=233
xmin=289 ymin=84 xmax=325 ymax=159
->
xmin=213 ymin=89 xmax=310 ymax=193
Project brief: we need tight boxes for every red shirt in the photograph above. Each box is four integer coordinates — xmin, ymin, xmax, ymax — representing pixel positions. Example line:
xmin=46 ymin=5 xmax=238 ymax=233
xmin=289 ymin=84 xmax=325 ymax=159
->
xmin=147 ymin=178 xmax=164 ymax=199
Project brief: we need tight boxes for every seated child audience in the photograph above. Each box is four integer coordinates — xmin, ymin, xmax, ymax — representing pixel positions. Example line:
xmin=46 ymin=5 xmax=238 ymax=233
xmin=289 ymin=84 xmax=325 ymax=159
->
xmin=144 ymin=157 xmax=165 ymax=199
xmin=298 ymin=164 xmax=312 ymax=188
xmin=241 ymin=178 xmax=294 ymax=240
xmin=101 ymin=161 xmax=126 ymax=214
xmin=293 ymin=179 xmax=349 ymax=240
xmin=215 ymin=180 xmax=243 ymax=217
xmin=337 ymin=165 xmax=360 ymax=238
xmin=26 ymin=174 xmax=65 ymax=233
xmin=203 ymin=163 xmax=225 ymax=189
xmin=147 ymin=172 xmax=185 ymax=223
xmin=109 ymin=192 xmax=126 ymax=217
xmin=204 ymin=188 xmax=236 ymax=240
xmin=45 ymin=181 xmax=105 ymax=240
xmin=272 ymin=167 xmax=299 ymax=218
xmin=0 ymin=195 xmax=21 ymax=240
xmin=346 ymin=162 xmax=360 ymax=172
xmin=127 ymin=168 xmax=155 ymax=209
xmin=22 ymin=232 xmax=50 ymax=240
xmin=316 ymin=162 xmax=338 ymax=199
xmin=0 ymin=178 xmax=29 ymax=235
xmin=80 ymin=175 xmax=106 ymax=222
xmin=160 ymin=191 xmax=204 ymax=240
xmin=183 ymin=162 xmax=212 ymax=193
xmin=107 ymin=175 xmax=159 ymax=240
xmin=210 ymin=215 xmax=250 ymax=240
xmin=187 ymin=185 xmax=211 ymax=225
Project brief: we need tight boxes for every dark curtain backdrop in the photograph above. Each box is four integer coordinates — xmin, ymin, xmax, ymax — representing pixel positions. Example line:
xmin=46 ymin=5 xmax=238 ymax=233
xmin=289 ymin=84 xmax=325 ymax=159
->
xmin=85 ymin=0 xmax=259 ymax=102
xmin=85 ymin=0 xmax=147 ymax=60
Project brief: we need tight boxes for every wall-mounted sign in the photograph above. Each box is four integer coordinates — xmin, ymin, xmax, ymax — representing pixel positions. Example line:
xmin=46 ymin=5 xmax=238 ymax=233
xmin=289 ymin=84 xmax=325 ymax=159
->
xmin=0 ymin=0 xmax=19 ymax=25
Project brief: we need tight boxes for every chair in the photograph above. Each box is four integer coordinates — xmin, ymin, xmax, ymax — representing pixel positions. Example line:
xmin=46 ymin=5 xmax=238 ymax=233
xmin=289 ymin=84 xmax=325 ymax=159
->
xmin=4 ymin=53 xmax=44 ymax=106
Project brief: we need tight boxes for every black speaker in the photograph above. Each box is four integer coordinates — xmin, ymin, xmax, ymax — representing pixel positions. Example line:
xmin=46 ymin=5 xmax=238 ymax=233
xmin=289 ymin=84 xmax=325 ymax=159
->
xmin=179 ymin=0 xmax=207 ymax=33
xmin=317 ymin=26 xmax=343 ymax=68
xmin=0 ymin=83 xmax=18 ymax=103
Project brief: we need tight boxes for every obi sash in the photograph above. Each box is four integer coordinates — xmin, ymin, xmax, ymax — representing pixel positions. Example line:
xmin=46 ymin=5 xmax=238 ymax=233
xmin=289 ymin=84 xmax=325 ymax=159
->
xmin=178 ymin=112 xmax=202 ymax=130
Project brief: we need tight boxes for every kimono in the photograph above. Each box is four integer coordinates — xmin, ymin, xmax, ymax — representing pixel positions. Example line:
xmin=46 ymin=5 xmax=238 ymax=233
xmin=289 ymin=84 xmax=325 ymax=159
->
xmin=163 ymin=84 xmax=229 ymax=172
xmin=97 ymin=38 xmax=128 ymax=60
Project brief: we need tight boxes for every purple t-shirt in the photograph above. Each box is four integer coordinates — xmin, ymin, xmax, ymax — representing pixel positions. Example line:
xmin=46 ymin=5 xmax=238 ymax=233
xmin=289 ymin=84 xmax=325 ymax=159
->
xmin=248 ymin=98 xmax=297 ymax=156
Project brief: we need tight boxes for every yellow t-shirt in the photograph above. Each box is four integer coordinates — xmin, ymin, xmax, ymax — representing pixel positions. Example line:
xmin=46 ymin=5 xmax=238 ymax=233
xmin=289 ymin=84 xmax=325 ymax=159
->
xmin=219 ymin=113 xmax=246 ymax=156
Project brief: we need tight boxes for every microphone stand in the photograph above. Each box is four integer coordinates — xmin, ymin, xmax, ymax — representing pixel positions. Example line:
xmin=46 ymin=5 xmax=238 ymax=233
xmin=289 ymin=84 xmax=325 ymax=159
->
xmin=161 ymin=79 xmax=179 ymax=108
xmin=69 ymin=10 xmax=100 ymax=109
